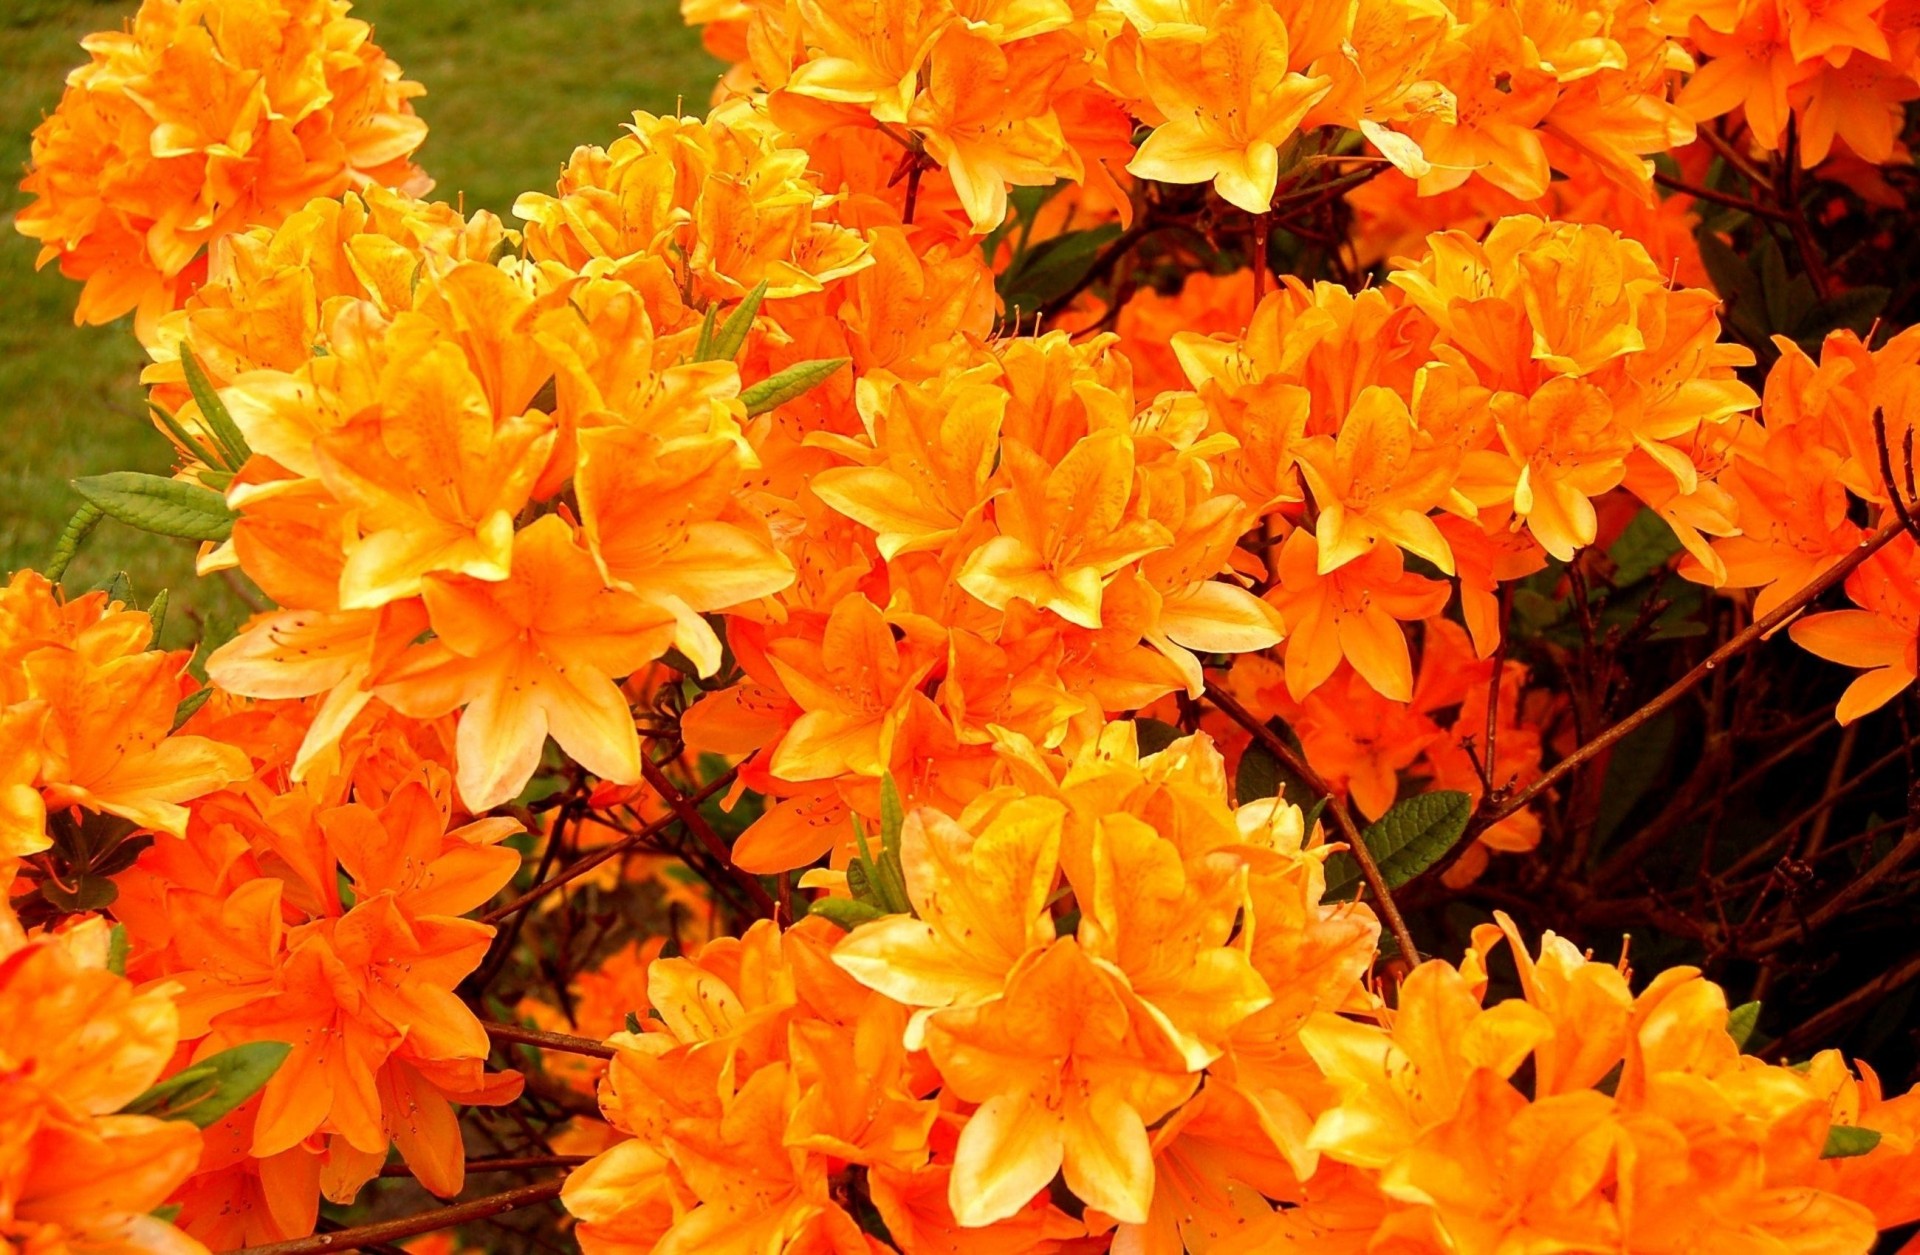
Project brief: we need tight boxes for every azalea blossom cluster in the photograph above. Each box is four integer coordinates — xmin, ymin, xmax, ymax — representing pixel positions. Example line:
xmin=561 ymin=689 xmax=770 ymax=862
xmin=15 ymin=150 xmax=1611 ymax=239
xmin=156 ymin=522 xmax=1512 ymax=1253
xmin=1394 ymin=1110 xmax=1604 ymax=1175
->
xmin=16 ymin=0 xmax=429 ymax=334
xmin=11 ymin=0 xmax=1920 ymax=1250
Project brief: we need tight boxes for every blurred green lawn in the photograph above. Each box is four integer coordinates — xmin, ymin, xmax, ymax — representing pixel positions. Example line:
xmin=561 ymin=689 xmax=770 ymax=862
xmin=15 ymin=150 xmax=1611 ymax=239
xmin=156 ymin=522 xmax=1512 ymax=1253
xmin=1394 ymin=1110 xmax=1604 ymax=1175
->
xmin=0 ymin=0 xmax=718 ymax=647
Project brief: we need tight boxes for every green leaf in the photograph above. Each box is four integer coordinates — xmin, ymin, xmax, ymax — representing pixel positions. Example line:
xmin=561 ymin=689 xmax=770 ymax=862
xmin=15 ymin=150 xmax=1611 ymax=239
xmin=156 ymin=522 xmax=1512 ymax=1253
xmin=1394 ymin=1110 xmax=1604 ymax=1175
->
xmin=701 ymin=281 xmax=768 ymax=363
xmin=1821 ymin=1125 xmax=1883 ymax=1159
xmin=107 ymin=923 xmax=129 ymax=977
xmin=180 ymin=347 xmax=252 ymax=471
xmin=45 ymin=502 xmax=105 ymax=583
xmin=1796 ymin=286 xmax=1890 ymax=347
xmin=171 ymin=687 xmax=213 ymax=732
xmin=1593 ymin=711 xmax=1676 ymax=852
xmin=810 ymin=896 xmax=887 ymax=931
xmin=92 ymin=570 xmax=131 ymax=603
xmin=39 ymin=873 xmax=118 ymax=914
xmin=1696 ymin=230 xmax=1767 ymax=344
xmin=1726 ymin=1001 xmax=1761 ymax=1050
xmin=1607 ymin=508 xmax=1683 ymax=586
xmin=121 ymin=1041 xmax=291 ymax=1127
xmin=150 ymin=1204 xmax=182 ymax=1224
xmin=625 ymin=1011 xmax=643 ymax=1035
xmin=72 ymin=473 xmax=235 ymax=542
xmin=1134 ymin=717 xmax=1184 ymax=757
xmin=147 ymin=589 xmax=170 ymax=642
xmin=880 ymin=773 xmax=906 ymax=856
xmin=996 ymin=224 xmax=1122 ymax=318
xmin=1235 ymin=719 xmax=1324 ymax=811
xmin=739 ymin=358 xmax=849 ymax=417
xmin=1323 ymin=790 xmax=1474 ymax=899
xmin=1757 ymin=233 xmax=1796 ymax=333
xmin=147 ymin=400 xmax=224 ymax=472
xmin=691 ymin=301 xmax=719 ymax=362
xmin=874 ymin=850 xmax=911 ymax=916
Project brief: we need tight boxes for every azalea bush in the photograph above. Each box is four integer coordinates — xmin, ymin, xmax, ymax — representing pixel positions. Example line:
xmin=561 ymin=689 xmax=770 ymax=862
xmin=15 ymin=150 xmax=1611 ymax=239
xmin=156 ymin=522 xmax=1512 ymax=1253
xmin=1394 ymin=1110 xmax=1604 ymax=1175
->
xmin=7 ymin=0 xmax=1920 ymax=1250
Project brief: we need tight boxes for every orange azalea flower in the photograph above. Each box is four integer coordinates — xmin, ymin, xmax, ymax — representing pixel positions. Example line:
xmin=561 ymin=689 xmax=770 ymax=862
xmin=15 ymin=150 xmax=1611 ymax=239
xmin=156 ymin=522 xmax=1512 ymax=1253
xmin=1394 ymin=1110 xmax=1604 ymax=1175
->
xmin=1267 ymin=528 xmax=1451 ymax=701
xmin=764 ymin=595 xmax=941 ymax=783
xmin=908 ymin=28 xmax=1080 ymax=232
xmin=833 ymin=798 xmax=1066 ymax=1016
xmin=17 ymin=0 xmax=428 ymax=336
xmin=921 ymin=937 xmax=1197 ymax=1227
xmin=0 ymin=573 xmax=249 ymax=843
xmin=375 ymin=516 xmax=677 ymax=811
xmin=1789 ymin=535 xmax=1920 ymax=724
xmin=957 ymin=431 xmax=1173 ymax=630
xmin=0 ymin=900 xmax=206 ymax=1254
xmin=1125 ymin=0 xmax=1332 ymax=213
xmin=1292 ymin=384 xmax=1470 ymax=575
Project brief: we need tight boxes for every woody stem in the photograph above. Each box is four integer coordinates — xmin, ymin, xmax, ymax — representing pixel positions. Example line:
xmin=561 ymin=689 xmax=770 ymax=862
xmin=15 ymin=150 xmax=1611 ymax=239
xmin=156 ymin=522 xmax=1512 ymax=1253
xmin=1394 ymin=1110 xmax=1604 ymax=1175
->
xmin=234 ymin=1180 xmax=565 ymax=1254
xmin=1203 ymin=680 xmax=1422 ymax=964
xmin=481 ymin=1021 xmax=616 ymax=1059
xmin=1477 ymin=518 xmax=1907 ymax=831
xmin=640 ymin=754 xmax=778 ymax=918
xmin=476 ymin=767 xmax=737 ymax=925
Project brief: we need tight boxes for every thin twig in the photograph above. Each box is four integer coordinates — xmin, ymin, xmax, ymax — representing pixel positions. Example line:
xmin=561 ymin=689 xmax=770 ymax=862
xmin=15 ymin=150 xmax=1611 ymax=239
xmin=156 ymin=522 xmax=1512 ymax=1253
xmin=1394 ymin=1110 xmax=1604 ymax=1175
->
xmin=235 ymin=1180 xmax=566 ymax=1254
xmin=1652 ymin=171 xmax=1794 ymax=224
xmin=380 ymin=1155 xmax=591 ymax=1178
xmin=482 ymin=1021 xmax=616 ymax=1059
xmin=1479 ymin=519 xmax=1906 ymax=829
xmin=1770 ymin=950 xmax=1920 ymax=1059
xmin=1204 ymin=680 xmax=1421 ymax=963
xmin=477 ymin=768 xmax=737 ymax=925
xmin=640 ymin=755 xmax=776 ymax=918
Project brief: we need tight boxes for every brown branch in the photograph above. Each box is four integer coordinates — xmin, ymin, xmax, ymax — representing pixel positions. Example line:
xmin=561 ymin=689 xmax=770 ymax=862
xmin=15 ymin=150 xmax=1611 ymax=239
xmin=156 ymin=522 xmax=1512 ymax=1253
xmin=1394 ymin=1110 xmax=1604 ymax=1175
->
xmin=235 ymin=1180 xmax=565 ymax=1254
xmin=477 ymin=767 xmax=737 ymax=925
xmin=1652 ymin=171 xmax=1794 ymax=224
xmin=483 ymin=1021 xmax=615 ymax=1059
xmin=1770 ymin=950 xmax=1920 ymax=1059
xmin=380 ymin=1155 xmax=591 ymax=1178
xmin=640 ymin=755 xmax=776 ymax=918
xmin=1204 ymin=680 xmax=1421 ymax=964
xmin=1479 ymin=518 xmax=1906 ymax=830
xmin=1874 ymin=407 xmax=1920 ymax=542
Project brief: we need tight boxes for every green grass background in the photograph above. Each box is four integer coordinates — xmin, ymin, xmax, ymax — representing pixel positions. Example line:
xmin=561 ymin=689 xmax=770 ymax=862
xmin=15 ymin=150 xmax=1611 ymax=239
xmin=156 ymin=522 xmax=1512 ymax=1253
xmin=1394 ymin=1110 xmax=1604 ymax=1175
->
xmin=1 ymin=0 xmax=719 ymax=646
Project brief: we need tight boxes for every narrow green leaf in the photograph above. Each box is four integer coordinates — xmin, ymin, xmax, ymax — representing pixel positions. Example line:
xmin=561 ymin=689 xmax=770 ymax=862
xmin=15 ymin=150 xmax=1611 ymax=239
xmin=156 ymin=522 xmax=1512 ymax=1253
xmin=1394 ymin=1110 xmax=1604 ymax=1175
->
xmin=811 ymin=897 xmax=887 ymax=931
xmin=172 ymin=687 xmax=213 ymax=732
xmin=91 ymin=570 xmax=131 ymax=603
xmin=739 ymin=358 xmax=849 ymax=417
xmin=879 ymin=773 xmax=905 ymax=858
xmin=147 ymin=401 xmax=225 ymax=471
xmin=1726 ymin=1001 xmax=1762 ymax=1050
xmin=1822 ymin=1125 xmax=1883 ymax=1159
xmin=46 ymin=502 xmax=105 ymax=582
xmin=1323 ymin=790 xmax=1474 ymax=899
xmin=72 ymin=473 xmax=235 ymax=542
xmin=874 ymin=849 xmax=912 ymax=916
xmin=180 ymin=347 xmax=251 ymax=471
xmin=121 ymin=1041 xmax=291 ymax=1127
xmin=151 ymin=1204 xmax=183 ymax=1224
xmin=691 ymin=302 xmax=719 ymax=363
xmin=148 ymin=589 xmax=170 ymax=642
xmin=107 ymin=923 xmax=129 ymax=977
xmin=845 ymin=858 xmax=876 ymax=904
xmin=702 ymin=280 xmax=768 ymax=363
xmin=624 ymin=1011 xmax=643 ymax=1035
